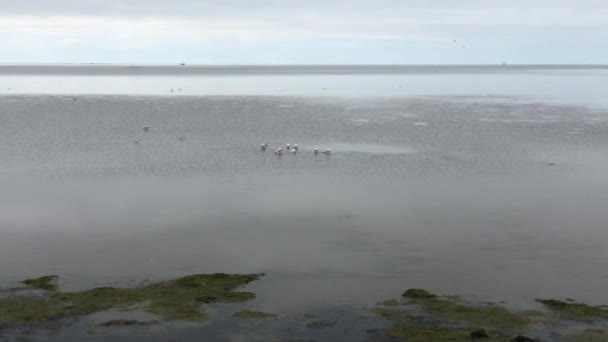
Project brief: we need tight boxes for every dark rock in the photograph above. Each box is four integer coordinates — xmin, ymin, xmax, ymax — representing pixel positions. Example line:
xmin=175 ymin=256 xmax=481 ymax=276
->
xmin=470 ymin=329 xmax=490 ymax=339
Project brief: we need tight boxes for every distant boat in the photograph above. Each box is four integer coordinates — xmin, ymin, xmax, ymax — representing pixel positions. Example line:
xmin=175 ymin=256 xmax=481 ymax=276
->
xmin=180 ymin=63 xmax=186 ymax=66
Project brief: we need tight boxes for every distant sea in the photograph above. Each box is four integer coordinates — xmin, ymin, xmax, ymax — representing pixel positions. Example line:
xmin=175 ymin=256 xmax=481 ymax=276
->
xmin=1 ymin=64 xmax=607 ymax=107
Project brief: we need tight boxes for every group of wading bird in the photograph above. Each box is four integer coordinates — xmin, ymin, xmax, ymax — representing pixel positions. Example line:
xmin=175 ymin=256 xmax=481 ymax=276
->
xmin=261 ymin=143 xmax=331 ymax=155
xmin=138 ymin=127 xmax=331 ymax=155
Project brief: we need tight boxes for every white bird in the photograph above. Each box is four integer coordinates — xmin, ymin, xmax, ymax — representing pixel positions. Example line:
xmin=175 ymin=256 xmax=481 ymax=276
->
xmin=274 ymin=148 xmax=283 ymax=155
xmin=291 ymin=148 xmax=297 ymax=154
xmin=286 ymin=144 xmax=290 ymax=151
xmin=294 ymin=144 xmax=299 ymax=151
xmin=261 ymin=144 xmax=268 ymax=151
xmin=323 ymin=149 xmax=331 ymax=155
xmin=314 ymin=148 xmax=319 ymax=155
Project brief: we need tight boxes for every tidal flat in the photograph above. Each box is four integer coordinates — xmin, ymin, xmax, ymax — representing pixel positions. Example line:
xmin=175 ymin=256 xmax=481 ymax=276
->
xmin=2 ymin=67 xmax=608 ymax=340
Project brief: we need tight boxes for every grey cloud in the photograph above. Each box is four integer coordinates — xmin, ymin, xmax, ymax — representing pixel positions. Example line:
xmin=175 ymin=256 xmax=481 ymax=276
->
xmin=1 ymin=0 xmax=607 ymax=65
xmin=4 ymin=0 xmax=607 ymax=17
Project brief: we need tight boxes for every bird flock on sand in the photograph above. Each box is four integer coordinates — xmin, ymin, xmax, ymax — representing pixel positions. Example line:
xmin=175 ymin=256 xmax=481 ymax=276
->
xmin=137 ymin=127 xmax=332 ymax=155
xmin=261 ymin=143 xmax=331 ymax=155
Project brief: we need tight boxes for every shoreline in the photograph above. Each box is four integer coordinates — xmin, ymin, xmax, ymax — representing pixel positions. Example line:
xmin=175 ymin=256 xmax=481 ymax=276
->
xmin=1 ymin=64 xmax=608 ymax=77
xmin=2 ymin=273 xmax=607 ymax=341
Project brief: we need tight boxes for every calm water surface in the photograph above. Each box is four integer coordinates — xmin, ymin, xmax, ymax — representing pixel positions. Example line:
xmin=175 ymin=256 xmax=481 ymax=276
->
xmin=1 ymin=65 xmax=608 ymax=340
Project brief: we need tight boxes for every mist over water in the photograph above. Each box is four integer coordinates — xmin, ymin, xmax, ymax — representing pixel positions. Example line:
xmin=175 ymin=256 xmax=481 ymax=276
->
xmin=1 ymin=66 xmax=608 ymax=316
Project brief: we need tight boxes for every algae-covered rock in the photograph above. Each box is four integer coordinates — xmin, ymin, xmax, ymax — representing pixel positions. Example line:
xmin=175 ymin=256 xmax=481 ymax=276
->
xmin=97 ymin=319 xmax=155 ymax=327
xmin=375 ymin=289 xmax=536 ymax=342
xmin=371 ymin=307 xmax=420 ymax=320
xmin=21 ymin=276 xmax=58 ymax=291
xmin=566 ymin=328 xmax=608 ymax=342
xmin=402 ymin=288 xmax=437 ymax=300
xmin=535 ymin=299 xmax=608 ymax=321
xmin=384 ymin=325 xmax=510 ymax=342
xmin=471 ymin=328 xmax=490 ymax=339
xmin=0 ymin=273 xmax=263 ymax=329
xmin=233 ymin=309 xmax=278 ymax=319
xmin=0 ymin=296 xmax=65 ymax=327
xmin=146 ymin=300 xmax=209 ymax=321
xmin=305 ymin=320 xmax=337 ymax=329
xmin=510 ymin=336 xmax=538 ymax=342
xmin=406 ymin=293 xmax=530 ymax=330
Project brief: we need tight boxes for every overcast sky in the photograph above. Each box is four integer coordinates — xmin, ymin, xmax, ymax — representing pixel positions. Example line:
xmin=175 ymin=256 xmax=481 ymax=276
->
xmin=2 ymin=0 xmax=607 ymax=64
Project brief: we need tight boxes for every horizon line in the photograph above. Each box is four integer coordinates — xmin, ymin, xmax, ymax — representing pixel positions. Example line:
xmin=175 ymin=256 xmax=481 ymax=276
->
xmin=1 ymin=63 xmax=607 ymax=67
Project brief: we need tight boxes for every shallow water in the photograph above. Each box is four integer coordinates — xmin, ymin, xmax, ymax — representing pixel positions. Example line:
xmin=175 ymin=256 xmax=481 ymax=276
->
xmin=1 ymin=65 xmax=608 ymax=108
xmin=1 ymin=66 xmax=608 ymax=340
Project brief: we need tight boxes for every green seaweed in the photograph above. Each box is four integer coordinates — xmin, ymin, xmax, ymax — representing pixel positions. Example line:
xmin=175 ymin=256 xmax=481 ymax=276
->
xmin=371 ymin=307 xmax=421 ymax=320
xmin=403 ymin=289 xmax=530 ymax=330
xmin=383 ymin=325 xmax=510 ymax=342
xmin=566 ymin=328 xmax=608 ymax=342
xmin=146 ymin=300 xmax=208 ymax=321
xmin=96 ymin=319 xmax=155 ymax=327
xmin=402 ymin=288 xmax=437 ymax=300
xmin=233 ymin=309 xmax=278 ymax=319
xmin=0 ymin=273 xmax=262 ymax=329
xmin=305 ymin=320 xmax=337 ymax=329
xmin=0 ymin=297 xmax=65 ymax=327
xmin=21 ymin=276 xmax=58 ymax=291
xmin=535 ymin=299 xmax=608 ymax=321
xmin=375 ymin=288 xmax=534 ymax=342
